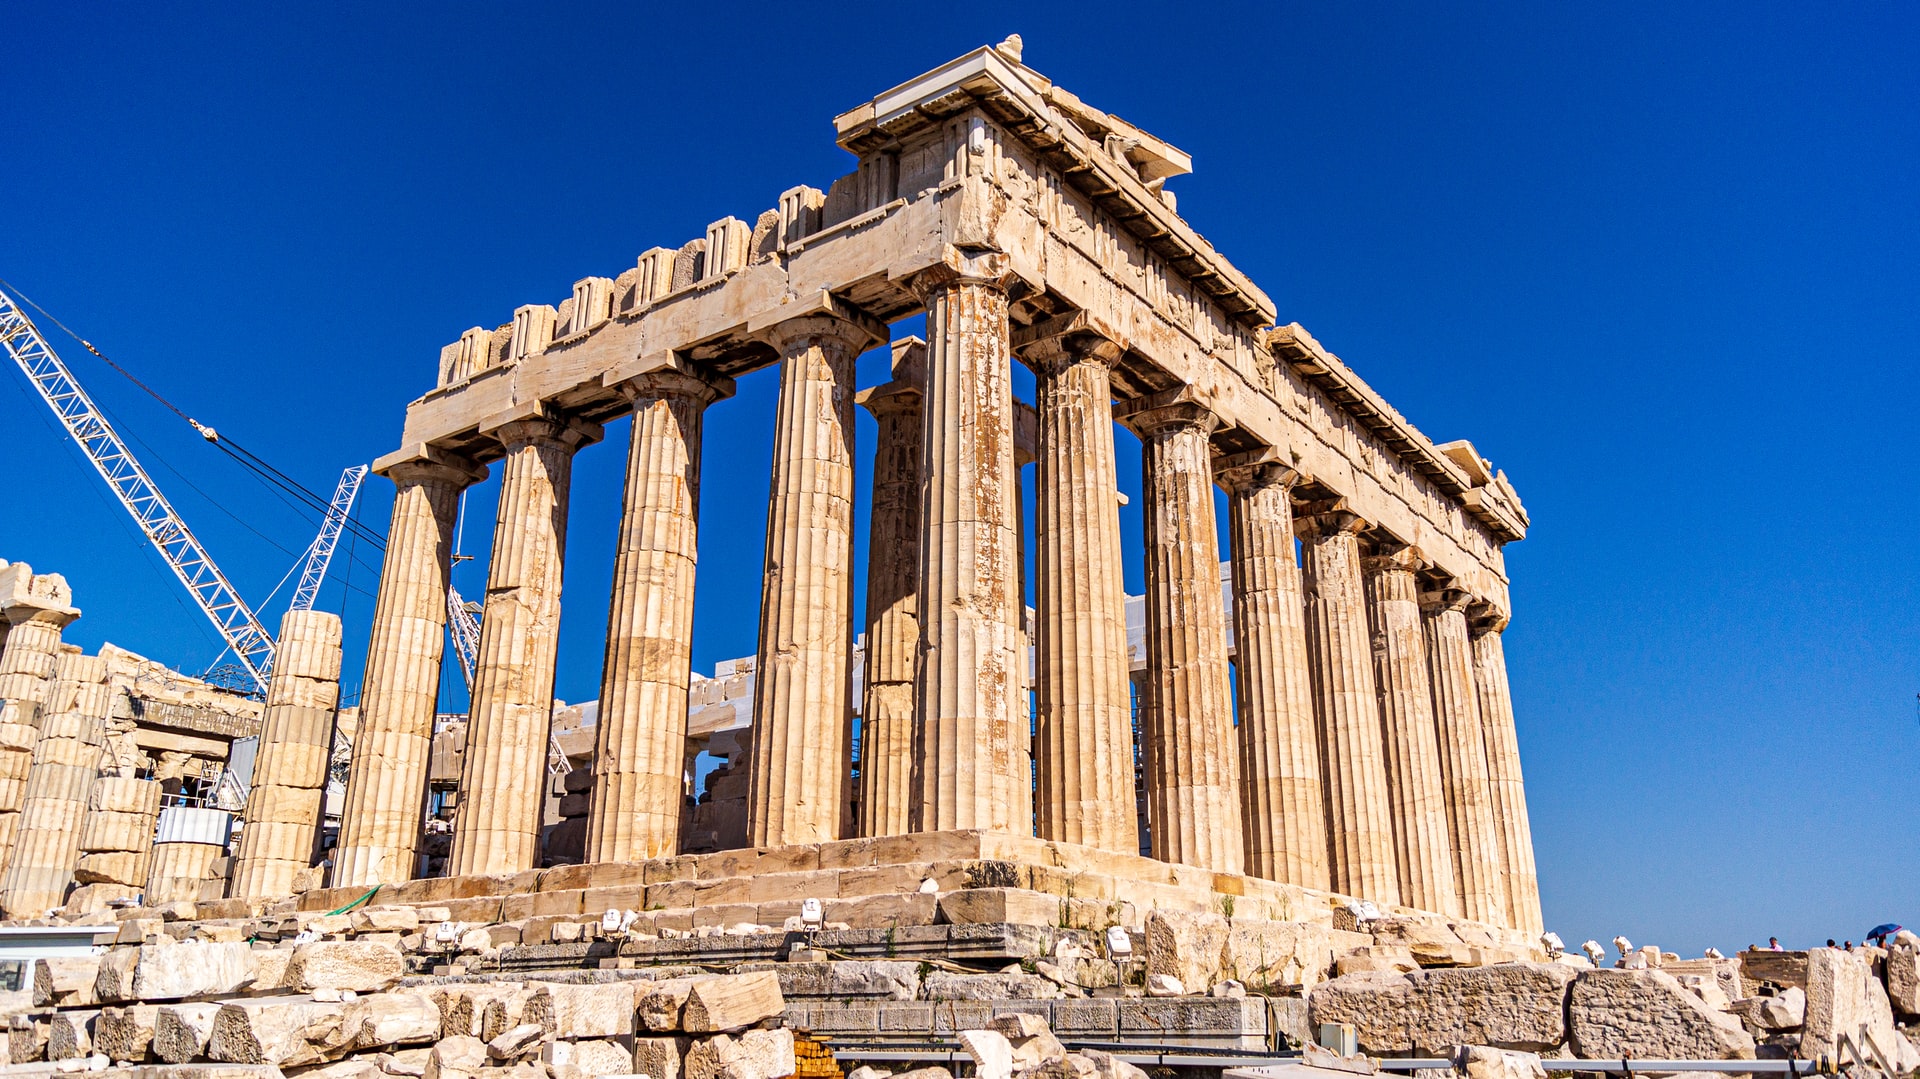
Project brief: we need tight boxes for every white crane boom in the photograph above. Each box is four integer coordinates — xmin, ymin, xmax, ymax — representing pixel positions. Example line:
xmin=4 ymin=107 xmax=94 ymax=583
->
xmin=446 ymin=587 xmax=481 ymax=689
xmin=0 ymin=286 xmax=277 ymax=690
xmin=290 ymin=465 xmax=368 ymax=612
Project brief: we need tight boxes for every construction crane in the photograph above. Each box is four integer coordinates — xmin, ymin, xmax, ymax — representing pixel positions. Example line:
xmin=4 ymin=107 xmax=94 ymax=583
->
xmin=0 ymin=283 xmax=363 ymax=693
xmin=289 ymin=465 xmax=368 ymax=613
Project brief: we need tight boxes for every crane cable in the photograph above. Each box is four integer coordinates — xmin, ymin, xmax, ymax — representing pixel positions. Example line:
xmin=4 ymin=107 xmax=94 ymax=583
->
xmin=0 ymin=277 xmax=388 ymax=552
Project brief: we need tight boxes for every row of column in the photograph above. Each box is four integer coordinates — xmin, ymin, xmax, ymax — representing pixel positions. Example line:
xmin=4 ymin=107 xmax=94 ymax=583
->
xmin=334 ymin=263 xmax=1540 ymax=932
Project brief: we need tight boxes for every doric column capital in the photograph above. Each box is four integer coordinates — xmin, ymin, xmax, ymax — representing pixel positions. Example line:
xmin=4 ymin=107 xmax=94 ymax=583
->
xmin=759 ymin=311 xmax=886 ymax=358
xmin=1115 ymin=394 xmax=1216 ymax=439
xmin=479 ymin=406 xmax=603 ymax=453
xmin=1012 ymin=310 xmax=1128 ymax=374
xmin=1469 ymin=601 xmax=1511 ymax=635
xmin=1214 ymin=448 xmax=1305 ymax=493
xmin=855 ymin=338 xmax=928 ymax=418
xmin=610 ymin=366 xmax=734 ymax=409
xmin=1361 ymin=543 xmax=1427 ymax=577
xmin=378 ymin=447 xmax=487 ymax=490
xmin=0 ymin=563 xmax=79 ymax=630
xmin=1295 ymin=504 xmax=1370 ymax=540
xmin=1 ymin=604 xmax=77 ymax=632
xmin=908 ymin=249 xmax=1018 ymax=301
xmin=1419 ymin=587 xmax=1476 ymax=617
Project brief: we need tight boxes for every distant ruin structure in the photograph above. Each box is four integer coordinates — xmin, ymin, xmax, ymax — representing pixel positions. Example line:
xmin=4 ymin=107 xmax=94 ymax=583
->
xmin=333 ymin=42 xmax=1540 ymax=932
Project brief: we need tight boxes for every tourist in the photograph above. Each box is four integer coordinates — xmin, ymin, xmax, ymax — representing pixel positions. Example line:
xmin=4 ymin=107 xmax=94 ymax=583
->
xmin=1768 ymin=937 xmax=1784 ymax=951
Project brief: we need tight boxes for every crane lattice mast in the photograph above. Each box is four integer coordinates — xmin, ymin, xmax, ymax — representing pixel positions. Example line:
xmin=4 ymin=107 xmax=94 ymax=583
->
xmin=289 ymin=464 xmax=368 ymax=613
xmin=0 ymin=286 xmax=277 ymax=690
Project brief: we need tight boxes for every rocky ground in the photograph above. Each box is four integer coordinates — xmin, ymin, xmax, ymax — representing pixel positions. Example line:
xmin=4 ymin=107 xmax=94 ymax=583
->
xmin=2 ymin=892 xmax=1916 ymax=1079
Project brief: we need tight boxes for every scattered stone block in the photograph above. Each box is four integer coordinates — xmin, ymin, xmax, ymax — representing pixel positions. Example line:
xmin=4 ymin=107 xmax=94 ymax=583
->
xmin=1800 ymin=947 xmax=1906 ymax=1068
xmin=546 ymin=1039 xmax=634 ymax=1079
xmin=33 ymin=956 xmax=100 ymax=1007
xmin=1222 ymin=919 xmax=1333 ymax=990
xmin=1308 ymin=964 xmax=1575 ymax=1056
xmin=208 ymin=997 xmax=361 ymax=1067
xmin=48 ymin=1010 xmax=97 ymax=1061
xmin=426 ymin=1035 xmax=488 ymax=1079
xmin=487 ymin=1024 xmax=545 ymax=1060
xmin=956 ymin=1029 xmax=1013 ymax=1079
xmin=682 ymin=972 xmax=785 ymax=1033
xmin=1456 ymin=1045 xmax=1546 ymax=1079
xmin=1754 ymin=986 xmax=1807 ymax=1030
xmin=683 ymin=1028 xmax=795 ymax=1079
xmin=1567 ymin=969 xmax=1755 ymax=1060
xmin=93 ymin=1005 xmax=160 ymax=1061
xmin=290 ymin=940 xmax=406 ymax=992
xmin=638 ymin=981 xmax=697 ymax=1033
xmin=542 ymin=982 xmax=639 ymax=1039
xmin=123 ymin=941 xmax=256 ymax=1001
xmin=154 ymin=1002 xmax=222 ymax=1063
xmin=1144 ymin=910 xmax=1228 ymax=993
xmin=632 ymin=1035 xmax=691 ymax=1079
xmin=1886 ymin=939 xmax=1920 ymax=1018
xmin=357 ymin=993 xmax=444 ymax=1049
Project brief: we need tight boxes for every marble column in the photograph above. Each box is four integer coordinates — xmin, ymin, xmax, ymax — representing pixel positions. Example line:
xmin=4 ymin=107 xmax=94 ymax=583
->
xmin=0 ymin=652 xmax=109 ymax=917
xmin=855 ymin=341 xmax=925 ymax=838
xmin=586 ymin=370 xmax=729 ymax=863
xmin=747 ymin=314 xmax=875 ymax=847
xmin=1472 ymin=620 xmax=1543 ymax=933
xmin=1121 ymin=400 xmax=1242 ymax=873
xmin=1299 ymin=511 xmax=1400 ymax=905
xmin=1363 ymin=544 xmax=1459 ymax=917
xmin=1422 ymin=591 xmax=1504 ymax=925
xmin=230 ymin=609 xmax=344 ymax=898
xmin=335 ymin=454 xmax=480 ymax=887
xmin=1221 ymin=461 xmax=1330 ymax=889
xmin=910 ymin=260 xmax=1028 ymax=835
xmin=448 ymin=414 xmax=599 ymax=876
xmin=0 ymin=568 xmax=79 ymax=871
xmin=1021 ymin=332 xmax=1137 ymax=854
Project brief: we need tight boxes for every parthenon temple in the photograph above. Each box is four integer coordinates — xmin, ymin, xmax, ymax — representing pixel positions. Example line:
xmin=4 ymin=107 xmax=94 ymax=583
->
xmin=308 ymin=38 xmax=1540 ymax=934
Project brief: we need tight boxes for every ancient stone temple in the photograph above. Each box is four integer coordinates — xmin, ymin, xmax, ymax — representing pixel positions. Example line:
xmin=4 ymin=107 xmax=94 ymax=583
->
xmin=336 ymin=39 xmax=1540 ymax=934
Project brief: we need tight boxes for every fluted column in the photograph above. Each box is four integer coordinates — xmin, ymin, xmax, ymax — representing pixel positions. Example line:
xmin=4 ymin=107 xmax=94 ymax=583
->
xmin=1472 ymin=620 xmax=1543 ymax=932
xmin=1299 ymin=511 xmax=1400 ymax=904
xmin=855 ymin=341 xmax=925 ymax=838
xmin=1422 ymin=591 xmax=1504 ymax=924
xmin=1221 ymin=461 xmax=1330 ymax=889
xmin=747 ymin=313 xmax=877 ymax=847
xmin=1363 ymin=545 xmax=1459 ymax=916
xmin=910 ymin=259 xmax=1028 ymax=834
xmin=0 ymin=653 xmax=110 ymax=916
xmin=585 ymin=369 xmax=728 ymax=863
xmin=1021 ymin=332 xmax=1137 ymax=853
xmin=335 ymin=454 xmax=480 ymax=887
xmin=1119 ymin=400 xmax=1242 ymax=873
xmin=0 ymin=572 xmax=79 ymax=871
xmin=230 ymin=609 xmax=344 ymax=897
xmin=448 ymin=413 xmax=599 ymax=876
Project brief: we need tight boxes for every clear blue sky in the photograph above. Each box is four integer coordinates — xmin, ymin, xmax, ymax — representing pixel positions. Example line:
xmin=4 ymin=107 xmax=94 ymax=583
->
xmin=5 ymin=3 xmax=1914 ymax=953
